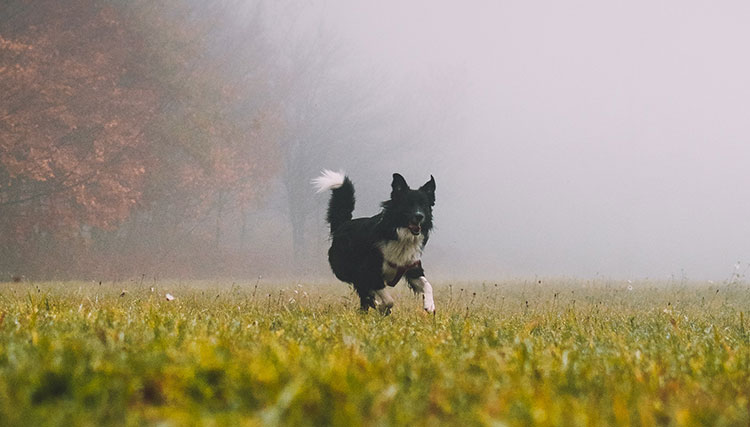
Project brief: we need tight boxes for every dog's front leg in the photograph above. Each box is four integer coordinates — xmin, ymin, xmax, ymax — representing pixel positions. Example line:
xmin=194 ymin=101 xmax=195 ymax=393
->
xmin=407 ymin=274 xmax=436 ymax=313
xmin=418 ymin=277 xmax=436 ymax=313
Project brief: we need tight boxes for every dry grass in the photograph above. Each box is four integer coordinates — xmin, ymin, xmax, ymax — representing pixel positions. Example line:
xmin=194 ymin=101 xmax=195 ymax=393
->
xmin=1 ymin=279 xmax=749 ymax=426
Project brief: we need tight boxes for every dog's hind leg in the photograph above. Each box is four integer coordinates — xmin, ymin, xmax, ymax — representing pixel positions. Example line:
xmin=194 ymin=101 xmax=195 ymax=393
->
xmin=354 ymin=259 xmax=390 ymax=312
xmin=358 ymin=291 xmax=376 ymax=312
xmin=354 ymin=287 xmax=377 ymax=312
xmin=374 ymin=288 xmax=394 ymax=315
xmin=406 ymin=269 xmax=436 ymax=313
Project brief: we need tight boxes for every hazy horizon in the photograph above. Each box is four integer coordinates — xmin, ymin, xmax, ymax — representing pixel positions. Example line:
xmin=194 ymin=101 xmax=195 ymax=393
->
xmin=3 ymin=0 xmax=750 ymax=281
xmin=308 ymin=0 xmax=750 ymax=281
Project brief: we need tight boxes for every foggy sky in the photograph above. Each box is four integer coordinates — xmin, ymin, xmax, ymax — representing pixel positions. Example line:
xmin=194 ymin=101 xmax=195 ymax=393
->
xmin=310 ymin=0 xmax=750 ymax=280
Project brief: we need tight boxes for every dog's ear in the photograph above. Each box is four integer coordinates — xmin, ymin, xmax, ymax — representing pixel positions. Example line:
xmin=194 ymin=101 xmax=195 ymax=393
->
xmin=391 ymin=173 xmax=409 ymax=197
xmin=419 ymin=175 xmax=436 ymax=205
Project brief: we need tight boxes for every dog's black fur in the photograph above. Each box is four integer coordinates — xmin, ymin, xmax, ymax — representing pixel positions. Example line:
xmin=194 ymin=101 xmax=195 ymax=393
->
xmin=316 ymin=171 xmax=436 ymax=312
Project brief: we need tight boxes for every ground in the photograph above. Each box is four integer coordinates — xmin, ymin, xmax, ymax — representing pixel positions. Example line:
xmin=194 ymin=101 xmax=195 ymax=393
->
xmin=0 ymin=279 xmax=749 ymax=426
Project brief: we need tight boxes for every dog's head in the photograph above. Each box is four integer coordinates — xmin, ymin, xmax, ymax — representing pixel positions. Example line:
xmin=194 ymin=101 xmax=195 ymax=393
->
xmin=382 ymin=173 xmax=435 ymax=237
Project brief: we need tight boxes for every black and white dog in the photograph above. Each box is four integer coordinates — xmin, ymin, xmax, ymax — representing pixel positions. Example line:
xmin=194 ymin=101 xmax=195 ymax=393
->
xmin=313 ymin=170 xmax=436 ymax=313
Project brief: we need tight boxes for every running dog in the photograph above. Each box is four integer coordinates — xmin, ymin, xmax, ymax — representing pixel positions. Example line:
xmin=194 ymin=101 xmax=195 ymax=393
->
xmin=313 ymin=170 xmax=436 ymax=313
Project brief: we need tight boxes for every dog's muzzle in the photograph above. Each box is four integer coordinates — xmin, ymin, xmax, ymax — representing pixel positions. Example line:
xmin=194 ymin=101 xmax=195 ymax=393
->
xmin=407 ymin=223 xmax=421 ymax=235
xmin=408 ymin=213 xmax=424 ymax=235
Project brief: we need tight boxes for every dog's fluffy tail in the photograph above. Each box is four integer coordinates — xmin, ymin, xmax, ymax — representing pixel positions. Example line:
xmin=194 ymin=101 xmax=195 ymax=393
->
xmin=312 ymin=169 xmax=354 ymax=233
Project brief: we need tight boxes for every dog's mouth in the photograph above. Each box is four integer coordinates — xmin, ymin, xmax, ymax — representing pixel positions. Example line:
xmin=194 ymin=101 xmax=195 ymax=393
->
xmin=407 ymin=223 xmax=421 ymax=235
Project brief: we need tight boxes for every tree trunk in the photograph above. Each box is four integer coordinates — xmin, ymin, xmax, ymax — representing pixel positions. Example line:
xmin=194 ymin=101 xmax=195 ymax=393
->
xmin=214 ymin=191 xmax=224 ymax=249
xmin=239 ymin=204 xmax=247 ymax=252
xmin=290 ymin=212 xmax=306 ymax=271
xmin=285 ymin=162 xmax=312 ymax=273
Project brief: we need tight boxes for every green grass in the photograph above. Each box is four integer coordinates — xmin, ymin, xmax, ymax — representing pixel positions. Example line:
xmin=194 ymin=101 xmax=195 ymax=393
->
xmin=1 ymin=279 xmax=749 ymax=426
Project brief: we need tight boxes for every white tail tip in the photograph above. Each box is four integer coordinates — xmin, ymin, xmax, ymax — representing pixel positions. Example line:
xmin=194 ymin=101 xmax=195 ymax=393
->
xmin=312 ymin=169 xmax=346 ymax=193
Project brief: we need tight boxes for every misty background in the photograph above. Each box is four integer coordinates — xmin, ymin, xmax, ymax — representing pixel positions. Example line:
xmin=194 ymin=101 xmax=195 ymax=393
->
xmin=2 ymin=0 xmax=750 ymax=281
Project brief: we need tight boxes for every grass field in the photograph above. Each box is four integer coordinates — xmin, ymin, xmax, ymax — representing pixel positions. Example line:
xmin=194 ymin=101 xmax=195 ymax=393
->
xmin=1 ymin=279 xmax=749 ymax=426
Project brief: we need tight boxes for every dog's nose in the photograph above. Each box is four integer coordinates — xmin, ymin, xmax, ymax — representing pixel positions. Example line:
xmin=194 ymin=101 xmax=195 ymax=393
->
xmin=413 ymin=213 xmax=424 ymax=224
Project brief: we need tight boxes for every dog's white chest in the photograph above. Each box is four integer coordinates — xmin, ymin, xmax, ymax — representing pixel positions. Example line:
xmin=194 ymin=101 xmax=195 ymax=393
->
xmin=378 ymin=228 xmax=424 ymax=282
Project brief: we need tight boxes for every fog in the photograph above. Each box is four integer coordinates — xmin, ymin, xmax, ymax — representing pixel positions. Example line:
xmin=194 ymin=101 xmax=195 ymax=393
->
xmin=3 ymin=0 xmax=750 ymax=281
xmin=313 ymin=0 xmax=750 ymax=280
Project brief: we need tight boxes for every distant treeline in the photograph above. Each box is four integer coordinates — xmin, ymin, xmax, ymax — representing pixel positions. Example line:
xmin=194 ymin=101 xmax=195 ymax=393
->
xmin=0 ymin=0 xmax=287 ymax=279
xmin=0 ymin=0 xmax=455 ymax=280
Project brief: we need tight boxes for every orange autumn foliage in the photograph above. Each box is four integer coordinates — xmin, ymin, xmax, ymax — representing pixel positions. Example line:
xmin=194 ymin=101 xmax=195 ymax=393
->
xmin=0 ymin=0 xmax=281 ymax=277
xmin=1 ymin=1 xmax=156 ymax=236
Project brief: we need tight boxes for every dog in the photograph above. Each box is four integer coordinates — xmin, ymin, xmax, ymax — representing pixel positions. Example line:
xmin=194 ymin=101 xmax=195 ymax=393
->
xmin=313 ymin=170 xmax=436 ymax=314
